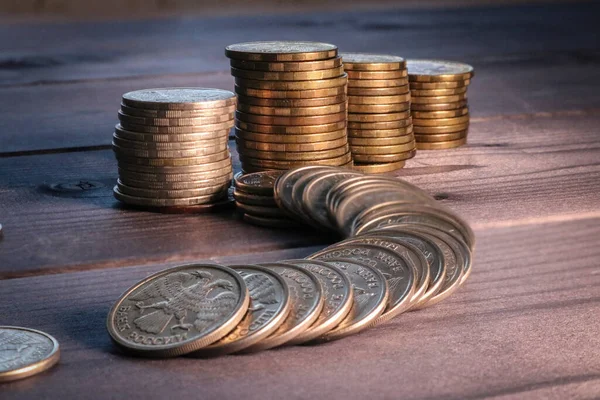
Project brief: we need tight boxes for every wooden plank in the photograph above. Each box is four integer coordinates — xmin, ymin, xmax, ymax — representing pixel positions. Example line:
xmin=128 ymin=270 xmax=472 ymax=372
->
xmin=0 ymin=217 xmax=599 ymax=399
xmin=1 ymin=113 xmax=599 ymax=277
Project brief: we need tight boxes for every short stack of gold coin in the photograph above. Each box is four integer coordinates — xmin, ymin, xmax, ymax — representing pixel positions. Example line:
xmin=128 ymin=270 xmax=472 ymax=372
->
xmin=341 ymin=53 xmax=416 ymax=174
xmin=225 ymin=41 xmax=352 ymax=173
xmin=112 ymin=88 xmax=236 ymax=210
xmin=407 ymin=60 xmax=474 ymax=150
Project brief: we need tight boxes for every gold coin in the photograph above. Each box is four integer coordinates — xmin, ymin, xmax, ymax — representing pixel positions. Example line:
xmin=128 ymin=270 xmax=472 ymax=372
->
xmin=114 ymin=150 xmax=229 ymax=167
xmin=119 ymin=166 xmax=233 ymax=184
xmin=353 ymin=160 xmax=406 ymax=173
xmin=347 ymin=120 xmax=413 ymax=131
xmin=113 ymin=186 xmax=230 ymax=206
xmin=412 ymin=114 xmax=470 ymax=126
xmin=410 ymin=108 xmax=469 ymax=119
xmin=411 ymin=93 xmax=467 ymax=104
xmin=122 ymin=88 xmax=236 ymax=111
xmin=235 ymin=128 xmax=347 ymax=143
xmin=236 ymin=119 xmax=346 ymax=135
xmin=347 ymin=85 xmax=409 ymax=96
xmin=225 ymin=41 xmax=338 ymax=62
xmin=231 ymin=66 xmax=344 ymax=81
xmin=235 ymin=201 xmax=287 ymax=218
xmin=347 ymin=94 xmax=410 ymax=105
xmin=234 ymin=170 xmax=282 ymax=196
xmin=118 ymin=156 xmax=231 ymax=174
xmin=119 ymin=120 xmax=234 ymax=134
xmin=414 ymin=131 xmax=467 ymax=142
xmin=233 ymin=189 xmax=277 ymax=206
xmin=413 ymin=123 xmax=469 ymax=134
xmin=238 ymin=144 xmax=349 ymax=161
xmin=115 ymin=125 xmax=230 ymax=142
xmin=120 ymin=104 xmax=236 ymax=118
xmin=242 ymin=214 xmax=300 ymax=228
xmin=112 ymin=142 xmax=228 ymax=159
xmin=236 ymin=110 xmax=346 ymax=126
xmin=409 ymin=79 xmax=471 ymax=89
xmin=0 ymin=326 xmax=60 ymax=383
xmin=347 ymin=69 xmax=407 ymax=80
xmin=236 ymin=137 xmax=347 ymax=152
xmin=409 ymin=86 xmax=467 ymax=97
xmin=236 ymin=94 xmax=346 ymax=107
xmin=234 ymin=75 xmax=347 ymax=91
xmin=341 ymin=53 xmax=406 ymax=70
xmin=416 ymin=137 xmax=467 ymax=149
xmin=118 ymin=110 xmax=233 ymax=127
xmin=237 ymin=102 xmax=346 ymax=117
xmin=407 ymin=59 xmax=474 ymax=82
xmin=117 ymin=180 xmax=230 ymax=199
xmin=348 ymin=111 xmax=409 ymax=122
xmin=348 ymin=102 xmax=409 ymax=114
xmin=352 ymin=150 xmax=416 ymax=163
xmin=349 ymin=135 xmax=413 ymax=146
xmin=347 ymin=78 xmax=408 ymax=88
xmin=230 ymin=57 xmax=342 ymax=72
xmin=235 ymin=85 xmax=346 ymax=99
xmin=240 ymin=152 xmax=352 ymax=169
xmin=119 ymin=172 xmax=232 ymax=191
xmin=410 ymin=100 xmax=468 ymax=111
xmin=113 ymin=133 xmax=227 ymax=150
xmin=350 ymin=141 xmax=415 ymax=155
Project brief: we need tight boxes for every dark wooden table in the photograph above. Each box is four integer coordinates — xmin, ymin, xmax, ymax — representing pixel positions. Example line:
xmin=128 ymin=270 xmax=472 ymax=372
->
xmin=1 ymin=2 xmax=600 ymax=398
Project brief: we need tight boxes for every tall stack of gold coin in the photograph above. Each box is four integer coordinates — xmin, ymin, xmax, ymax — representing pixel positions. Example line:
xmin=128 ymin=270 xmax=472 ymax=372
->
xmin=112 ymin=88 xmax=236 ymax=210
xmin=341 ymin=53 xmax=415 ymax=174
xmin=407 ymin=60 xmax=474 ymax=150
xmin=225 ymin=41 xmax=352 ymax=173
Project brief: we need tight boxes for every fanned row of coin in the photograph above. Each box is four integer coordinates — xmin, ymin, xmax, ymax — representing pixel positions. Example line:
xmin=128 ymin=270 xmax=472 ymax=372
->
xmin=342 ymin=53 xmax=416 ymax=173
xmin=112 ymin=88 xmax=236 ymax=210
xmin=106 ymin=166 xmax=474 ymax=357
xmin=408 ymin=60 xmax=474 ymax=149
xmin=225 ymin=41 xmax=352 ymax=173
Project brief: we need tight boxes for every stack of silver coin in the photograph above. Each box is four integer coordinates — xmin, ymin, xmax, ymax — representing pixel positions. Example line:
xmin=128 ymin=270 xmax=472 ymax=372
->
xmin=112 ymin=88 xmax=236 ymax=210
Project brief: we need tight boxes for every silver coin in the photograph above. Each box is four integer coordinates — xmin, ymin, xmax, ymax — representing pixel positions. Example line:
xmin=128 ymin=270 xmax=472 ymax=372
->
xmin=407 ymin=60 xmax=474 ymax=78
xmin=273 ymin=166 xmax=336 ymax=214
xmin=122 ymin=88 xmax=237 ymax=110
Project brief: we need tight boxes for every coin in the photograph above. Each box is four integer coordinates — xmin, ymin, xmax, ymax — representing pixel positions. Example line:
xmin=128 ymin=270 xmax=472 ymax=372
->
xmin=341 ymin=53 xmax=406 ymax=70
xmin=119 ymin=172 xmax=232 ymax=191
xmin=414 ymin=131 xmax=467 ymax=142
xmin=115 ymin=125 xmax=230 ymax=143
xmin=233 ymin=190 xmax=278 ymax=206
xmin=413 ymin=123 xmax=469 ymax=134
xmin=350 ymin=141 xmax=415 ymax=155
xmin=0 ymin=326 xmax=60 ymax=383
xmin=347 ymin=78 xmax=408 ymax=88
xmin=352 ymin=151 xmax=415 ymax=164
xmin=347 ymin=69 xmax=407 ymax=80
xmin=106 ymin=264 xmax=249 ymax=357
xmin=234 ymin=170 xmax=282 ymax=196
xmin=117 ymin=155 xmax=231 ymax=175
xmin=238 ymin=144 xmax=349 ymax=161
xmin=240 ymin=152 xmax=352 ymax=169
xmin=113 ymin=186 xmax=229 ymax=206
xmin=412 ymin=114 xmax=470 ymax=126
xmin=347 ymin=121 xmax=413 ymax=132
xmin=410 ymin=100 xmax=468 ymax=111
xmin=113 ymin=142 xmax=227 ymax=159
xmin=349 ymin=135 xmax=413 ymax=146
xmin=235 ymin=128 xmax=347 ymax=144
xmin=407 ymin=60 xmax=474 ymax=82
xmin=353 ymin=161 xmax=406 ymax=173
xmin=310 ymin=243 xmax=415 ymax=324
xmin=231 ymin=66 xmax=344 ymax=81
xmin=347 ymin=94 xmax=410 ymax=105
xmin=236 ymin=137 xmax=347 ymax=152
xmin=119 ymin=120 xmax=234 ymax=134
xmin=117 ymin=179 xmax=230 ymax=199
xmin=235 ymin=85 xmax=346 ymax=99
xmin=245 ymin=263 xmax=324 ymax=350
xmin=282 ymin=259 xmax=354 ymax=343
xmin=410 ymin=108 xmax=469 ymax=119
xmin=236 ymin=202 xmax=287 ymax=218
xmin=411 ymin=93 xmax=467 ymax=104
xmin=230 ymin=57 xmax=342 ymax=72
xmin=114 ymin=150 xmax=230 ymax=167
xmin=192 ymin=265 xmax=291 ymax=356
xmin=348 ymin=102 xmax=410 ymax=114
xmin=274 ymin=166 xmax=337 ymax=212
xmin=118 ymin=110 xmax=233 ymax=127
xmin=348 ymin=111 xmax=410 ymax=123
xmin=113 ymin=134 xmax=227 ymax=150
xmin=409 ymin=79 xmax=471 ymax=89
xmin=237 ymin=102 xmax=346 ymax=117
xmin=242 ymin=214 xmax=299 ymax=228
xmin=225 ymin=41 xmax=338 ymax=62
xmin=122 ymin=88 xmax=237 ymax=111
xmin=234 ymin=75 xmax=347 ymax=91
xmin=236 ymin=94 xmax=346 ymax=107
xmin=417 ymin=137 xmax=468 ymax=149
xmin=409 ymin=86 xmax=467 ymax=97
xmin=236 ymin=120 xmax=346 ymax=135
xmin=347 ymin=85 xmax=410 ymax=96
xmin=120 ymin=104 xmax=236 ymax=118
xmin=120 ymin=188 xmax=235 ymax=214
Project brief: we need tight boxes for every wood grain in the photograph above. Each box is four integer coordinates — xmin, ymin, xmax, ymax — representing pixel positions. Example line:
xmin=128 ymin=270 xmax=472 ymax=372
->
xmin=0 ymin=217 xmax=598 ymax=399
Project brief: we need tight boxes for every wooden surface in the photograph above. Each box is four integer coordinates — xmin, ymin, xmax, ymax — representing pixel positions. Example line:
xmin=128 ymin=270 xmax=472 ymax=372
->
xmin=1 ymin=2 xmax=599 ymax=398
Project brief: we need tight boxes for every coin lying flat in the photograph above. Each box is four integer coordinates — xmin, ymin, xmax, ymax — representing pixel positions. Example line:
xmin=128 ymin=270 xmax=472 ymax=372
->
xmin=410 ymin=86 xmax=467 ymax=97
xmin=417 ymin=137 xmax=468 ymax=149
xmin=347 ymin=78 xmax=409 ymax=88
xmin=413 ymin=123 xmax=469 ymax=134
xmin=115 ymin=125 xmax=230 ymax=143
xmin=236 ymin=94 xmax=346 ymax=108
xmin=235 ymin=85 xmax=346 ymax=99
xmin=192 ymin=265 xmax=291 ymax=356
xmin=412 ymin=114 xmax=470 ymax=126
xmin=410 ymin=100 xmax=468 ymax=111
xmin=237 ymin=102 xmax=346 ymax=117
xmin=0 ymin=326 xmax=60 ymax=383
xmin=348 ymin=103 xmax=410 ymax=114
xmin=283 ymin=259 xmax=354 ymax=344
xmin=240 ymin=152 xmax=352 ymax=170
xmin=407 ymin=60 xmax=474 ymax=82
xmin=411 ymin=94 xmax=467 ymax=104
xmin=231 ymin=66 xmax=344 ymax=81
xmin=349 ymin=135 xmax=414 ymax=146
xmin=113 ymin=186 xmax=229 ymax=207
xmin=238 ymin=144 xmax=349 ymax=162
xmin=347 ymin=69 xmax=407 ymax=80
xmin=341 ymin=53 xmax=406 ymax=70
xmin=353 ymin=161 xmax=406 ymax=174
xmin=225 ymin=41 xmax=338 ymax=62
xmin=410 ymin=108 xmax=469 ymax=119
xmin=113 ymin=134 xmax=227 ymax=150
xmin=233 ymin=190 xmax=278 ymax=206
xmin=414 ymin=131 xmax=467 ymax=142
xmin=234 ymin=171 xmax=282 ymax=196
xmin=236 ymin=202 xmax=287 ymax=218
xmin=236 ymin=137 xmax=348 ymax=153
xmin=122 ymin=88 xmax=237 ymax=111
xmin=347 ymin=94 xmax=410 ymax=105
xmin=235 ymin=128 xmax=347 ymax=144
xmin=348 ymin=112 xmax=410 ymax=123
xmin=409 ymin=79 xmax=470 ymax=89
xmin=347 ymin=86 xmax=410 ymax=96
xmin=119 ymin=120 xmax=234 ymax=134
xmin=230 ymin=57 xmax=342 ymax=72
xmin=234 ymin=75 xmax=347 ymax=91
xmin=107 ymin=264 xmax=249 ymax=357
xmin=350 ymin=141 xmax=415 ymax=155
xmin=247 ymin=263 xmax=323 ymax=350
xmin=236 ymin=120 xmax=346 ymax=135
xmin=352 ymin=151 xmax=415 ymax=164
xmin=348 ymin=122 xmax=413 ymax=133
xmin=119 ymin=172 xmax=232 ymax=191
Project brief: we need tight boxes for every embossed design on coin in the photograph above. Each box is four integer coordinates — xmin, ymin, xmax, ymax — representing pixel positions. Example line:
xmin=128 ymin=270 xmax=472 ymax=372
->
xmin=0 ymin=326 xmax=60 ymax=382
xmin=107 ymin=264 xmax=249 ymax=357
xmin=226 ymin=41 xmax=337 ymax=61
xmin=122 ymin=88 xmax=236 ymax=110
xmin=407 ymin=60 xmax=474 ymax=80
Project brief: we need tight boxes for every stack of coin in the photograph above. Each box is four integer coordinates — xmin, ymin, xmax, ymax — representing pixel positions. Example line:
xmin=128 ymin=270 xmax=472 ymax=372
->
xmin=225 ymin=41 xmax=352 ymax=172
xmin=407 ymin=60 xmax=474 ymax=150
xmin=341 ymin=53 xmax=416 ymax=174
xmin=112 ymin=88 xmax=236 ymax=211
xmin=233 ymin=170 xmax=298 ymax=228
